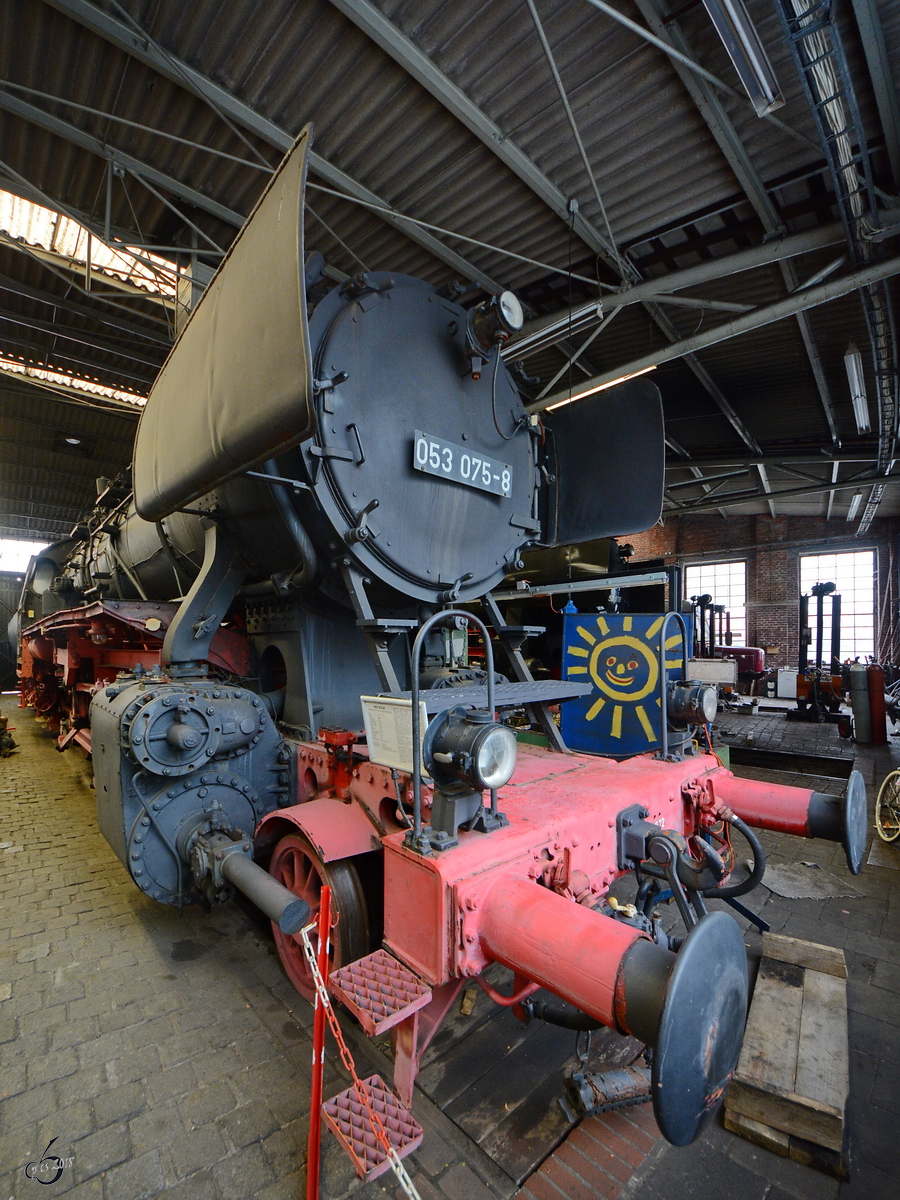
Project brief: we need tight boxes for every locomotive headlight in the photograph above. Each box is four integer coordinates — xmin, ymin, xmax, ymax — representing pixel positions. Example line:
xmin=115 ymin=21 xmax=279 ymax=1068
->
xmin=424 ymin=706 xmax=518 ymax=792
xmin=468 ymin=290 xmax=525 ymax=352
xmin=497 ymin=290 xmax=524 ymax=335
xmin=667 ymin=681 xmax=718 ymax=728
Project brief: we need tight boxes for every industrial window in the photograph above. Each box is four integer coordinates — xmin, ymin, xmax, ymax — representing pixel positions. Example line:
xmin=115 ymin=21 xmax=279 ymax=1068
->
xmin=0 ymin=537 xmax=49 ymax=573
xmin=799 ymin=549 xmax=875 ymax=661
xmin=683 ymin=561 xmax=747 ymax=644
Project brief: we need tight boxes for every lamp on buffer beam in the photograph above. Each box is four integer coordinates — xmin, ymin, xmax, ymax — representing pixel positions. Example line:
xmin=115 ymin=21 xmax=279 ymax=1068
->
xmin=844 ymin=344 xmax=871 ymax=434
xmin=701 ymin=0 xmax=785 ymax=116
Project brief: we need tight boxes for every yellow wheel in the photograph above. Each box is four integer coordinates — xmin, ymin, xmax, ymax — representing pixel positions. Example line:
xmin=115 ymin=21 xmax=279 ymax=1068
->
xmin=875 ymin=769 xmax=900 ymax=842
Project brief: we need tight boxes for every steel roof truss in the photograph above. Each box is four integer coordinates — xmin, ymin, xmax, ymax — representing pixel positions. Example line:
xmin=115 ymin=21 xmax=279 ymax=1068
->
xmin=42 ymin=0 xmax=506 ymax=292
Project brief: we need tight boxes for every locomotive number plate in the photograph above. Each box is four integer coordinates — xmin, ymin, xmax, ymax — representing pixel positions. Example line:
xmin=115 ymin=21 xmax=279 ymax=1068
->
xmin=413 ymin=431 xmax=512 ymax=498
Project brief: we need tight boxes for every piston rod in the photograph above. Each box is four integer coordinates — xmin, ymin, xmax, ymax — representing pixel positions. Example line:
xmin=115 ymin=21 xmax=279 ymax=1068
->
xmin=214 ymin=838 xmax=310 ymax=934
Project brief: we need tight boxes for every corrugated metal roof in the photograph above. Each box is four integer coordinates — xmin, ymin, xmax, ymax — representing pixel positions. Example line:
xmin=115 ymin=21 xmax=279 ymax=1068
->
xmin=0 ymin=0 xmax=897 ymax=534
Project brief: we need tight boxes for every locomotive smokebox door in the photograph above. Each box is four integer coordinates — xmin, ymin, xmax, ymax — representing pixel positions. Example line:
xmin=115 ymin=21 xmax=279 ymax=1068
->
xmin=538 ymin=378 xmax=664 ymax=545
xmin=304 ymin=274 xmax=538 ymax=605
xmin=133 ymin=125 xmax=317 ymax=521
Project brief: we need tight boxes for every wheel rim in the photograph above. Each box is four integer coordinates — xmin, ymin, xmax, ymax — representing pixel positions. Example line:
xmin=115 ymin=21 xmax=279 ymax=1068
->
xmin=876 ymin=771 xmax=900 ymax=843
xmin=268 ymin=833 xmax=370 ymax=1001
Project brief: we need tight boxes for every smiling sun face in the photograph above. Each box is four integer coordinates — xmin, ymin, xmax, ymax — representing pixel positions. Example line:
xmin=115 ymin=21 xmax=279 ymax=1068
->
xmin=603 ymin=650 xmax=642 ymax=689
xmin=588 ymin=633 xmax=657 ymax=702
xmin=564 ymin=614 xmax=686 ymax=744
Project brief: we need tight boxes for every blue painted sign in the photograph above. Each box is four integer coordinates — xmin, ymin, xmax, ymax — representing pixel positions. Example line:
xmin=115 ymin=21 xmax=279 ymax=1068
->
xmin=560 ymin=613 xmax=691 ymax=757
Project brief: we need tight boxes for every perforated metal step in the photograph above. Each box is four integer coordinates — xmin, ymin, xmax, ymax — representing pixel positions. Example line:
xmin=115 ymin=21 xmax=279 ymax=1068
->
xmin=322 ymin=1074 xmax=423 ymax=1181
xmin=329 ymin=948 xmax=432 ymax=1036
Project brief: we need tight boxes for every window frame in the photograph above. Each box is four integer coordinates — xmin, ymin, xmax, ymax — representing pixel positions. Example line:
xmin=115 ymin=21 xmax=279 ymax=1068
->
xmin=682 ymin=558 xmax=748 ymax=646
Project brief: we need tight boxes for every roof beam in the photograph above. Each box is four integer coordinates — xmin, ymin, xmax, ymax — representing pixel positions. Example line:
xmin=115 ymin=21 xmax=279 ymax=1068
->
xmin=669 ymin=468 xmax=897 ymax=515
xmin=0 ymin=272 xmax=172 ymax=346
xmin=508 ymin=221 xmax=845 ymax=356
xmin=0 ymin=90 xmax=244 ymax=228
xmin=532 ymin=254 xmax=900 ymax=412
xmin=327 ymin=0 xmax=829 ymax=460
xmin=634 ymin=0 xmax=840 ymax=445
xmin=0 ymin=308 xmax=165 ymax=370
xmin=0 ymin=330 xmax=154 ymax=387
xmin=850 ymin=0 xmax=900 ymax=189
xmin=41 ymin=0 xmax=505 ymax=291
xmin=647 ymin=297 xmax=761 ymax=452
xmin=0 ymin=365 xmax=142 ymax=415
xmin=0 ymin=229 xmax=176 ymax=310
xmin=328 ymin=0 xmax=763 ymax=452
xmin=329 ymin=0 xmax=622 ymax=269
xmin=666 ymin=451 xmax=878 ymax=470
xmin=663 ymin=433 xmax=730 ymax=517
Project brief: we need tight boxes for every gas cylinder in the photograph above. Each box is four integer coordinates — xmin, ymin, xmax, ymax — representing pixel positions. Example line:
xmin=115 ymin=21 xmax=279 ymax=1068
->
xmin=850 ymin=663 xmax=872 ymax=743
xmin=867 ymin=663 xmax=887 ymax=744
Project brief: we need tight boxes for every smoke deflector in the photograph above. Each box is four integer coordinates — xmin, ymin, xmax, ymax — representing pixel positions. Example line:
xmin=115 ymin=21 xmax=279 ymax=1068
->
xmin=134 ymin=126 xmax=317 ymax=521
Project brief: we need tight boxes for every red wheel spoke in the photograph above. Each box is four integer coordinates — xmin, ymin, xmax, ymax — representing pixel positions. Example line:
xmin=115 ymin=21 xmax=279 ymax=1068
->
xmin=268 ymin=833 xmax=368 ymax=1002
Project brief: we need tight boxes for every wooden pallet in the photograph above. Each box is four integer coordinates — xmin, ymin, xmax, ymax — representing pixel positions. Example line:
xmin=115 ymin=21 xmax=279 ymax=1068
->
xmin=724 ymin=933 xmax=850 ymax=1178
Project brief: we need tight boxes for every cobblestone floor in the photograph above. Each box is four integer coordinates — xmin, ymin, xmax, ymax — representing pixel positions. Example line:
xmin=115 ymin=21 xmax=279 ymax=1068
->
xmin=2 ymin=698 xmax=899 ymax=1200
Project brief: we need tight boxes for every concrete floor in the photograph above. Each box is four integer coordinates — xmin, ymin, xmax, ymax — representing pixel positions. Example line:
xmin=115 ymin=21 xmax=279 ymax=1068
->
xmin=2 ymin=696 xmax=899 ymax=1200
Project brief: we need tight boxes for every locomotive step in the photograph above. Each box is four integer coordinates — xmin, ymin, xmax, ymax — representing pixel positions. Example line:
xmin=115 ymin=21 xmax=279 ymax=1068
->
xmin=388 ymin=678 xmax=592 ymax=713
xmin=322 ymin=1074 xmax=423 ymax=1181
xmin=329 ymin=948 xmax=432 ymax=1036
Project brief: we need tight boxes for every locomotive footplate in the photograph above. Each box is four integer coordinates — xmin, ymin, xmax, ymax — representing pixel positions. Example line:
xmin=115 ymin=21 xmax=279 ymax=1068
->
xmin=389 ymin=679 xmax=591 ymax=713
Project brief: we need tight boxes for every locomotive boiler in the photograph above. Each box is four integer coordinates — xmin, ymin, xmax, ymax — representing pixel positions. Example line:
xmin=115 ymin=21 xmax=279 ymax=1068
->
xmin=15 ymin=127 xmax=867 ymax=1154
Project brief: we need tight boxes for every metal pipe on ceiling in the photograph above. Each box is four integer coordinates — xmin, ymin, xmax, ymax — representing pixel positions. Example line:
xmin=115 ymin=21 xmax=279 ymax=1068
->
xmin=775 ymin=0 xmax=898 ymax=534
xmin=529 ymin=254 xmax=900 ymax=413
xmin=41 ymin=0 xmax=507 ymax=293
xmin=633 ymin=0 xmax=841 ymax=449
xmin=669 ymin=469 xmax=898 ymax=515
xmin=505 ymin=221 xmax=846 ymax=359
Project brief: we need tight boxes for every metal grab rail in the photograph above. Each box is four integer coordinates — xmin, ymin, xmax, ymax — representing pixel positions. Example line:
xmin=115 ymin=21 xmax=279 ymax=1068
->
xmin=409 ymin=609 xmax=498 ymax=845
xmin=657 ymin=612 xmax=689 ymax=761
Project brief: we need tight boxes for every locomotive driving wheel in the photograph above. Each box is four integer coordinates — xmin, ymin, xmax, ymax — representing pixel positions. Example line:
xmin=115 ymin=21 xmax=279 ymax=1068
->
xmin=268 ymin=833 xmax=370 ymax=1002
xmin=875 ymin=769 xmax=900 ymax=843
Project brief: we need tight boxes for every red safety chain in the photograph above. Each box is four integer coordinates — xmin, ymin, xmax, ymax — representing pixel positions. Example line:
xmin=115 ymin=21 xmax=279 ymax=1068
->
xmin=299 ymin=901 xmax=421 ymax=1200
xmin=306 ymin=886 xmax=331 ymax=1200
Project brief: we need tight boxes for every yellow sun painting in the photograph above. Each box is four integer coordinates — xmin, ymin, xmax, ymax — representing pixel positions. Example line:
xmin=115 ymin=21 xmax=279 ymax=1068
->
xmin=562 ymin=613 xmax=689 ymax=754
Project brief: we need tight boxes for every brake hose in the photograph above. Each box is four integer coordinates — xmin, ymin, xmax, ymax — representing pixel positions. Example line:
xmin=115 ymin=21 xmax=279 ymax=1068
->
xmin=703 ymin=813 xmax=766 ymax=900
xmin=522 ymin=996 xmax=604 ymax=1031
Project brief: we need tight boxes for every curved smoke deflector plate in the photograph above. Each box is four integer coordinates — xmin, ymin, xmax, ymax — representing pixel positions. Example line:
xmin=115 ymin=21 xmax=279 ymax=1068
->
xmin=538 ymin=378 xmax=665 ymax=546
xmin=134 ymin=125 xmax=316 ymax=521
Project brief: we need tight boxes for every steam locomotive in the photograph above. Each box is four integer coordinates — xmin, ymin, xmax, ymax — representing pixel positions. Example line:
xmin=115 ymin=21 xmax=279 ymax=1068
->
xmin=13 ymin=128 xmax=866 ymax=1154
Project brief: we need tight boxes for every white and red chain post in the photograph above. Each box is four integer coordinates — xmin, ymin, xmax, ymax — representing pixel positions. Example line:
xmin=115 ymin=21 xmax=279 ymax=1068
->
xmin=306 ymin=885 xmax=331 ymax=1200
xmin=300 ymin=887 xmax=421 ymax=1200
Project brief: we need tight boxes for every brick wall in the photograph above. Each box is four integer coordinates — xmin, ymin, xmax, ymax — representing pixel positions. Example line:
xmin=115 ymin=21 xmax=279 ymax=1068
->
xmin=626 ymin=515 xmax=900 ymax=668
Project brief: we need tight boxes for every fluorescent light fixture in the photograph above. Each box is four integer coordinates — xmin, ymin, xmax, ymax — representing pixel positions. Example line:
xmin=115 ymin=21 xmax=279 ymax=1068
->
xmin=846 ymin=491 xmax=863 ymax=521
xmin=844 ymin=343 xmax=871 ymax=434
xmin=701 ymin=0 xmax=784 ymax=116
xmin=545 ymin=365 xmax=657 ymax=411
